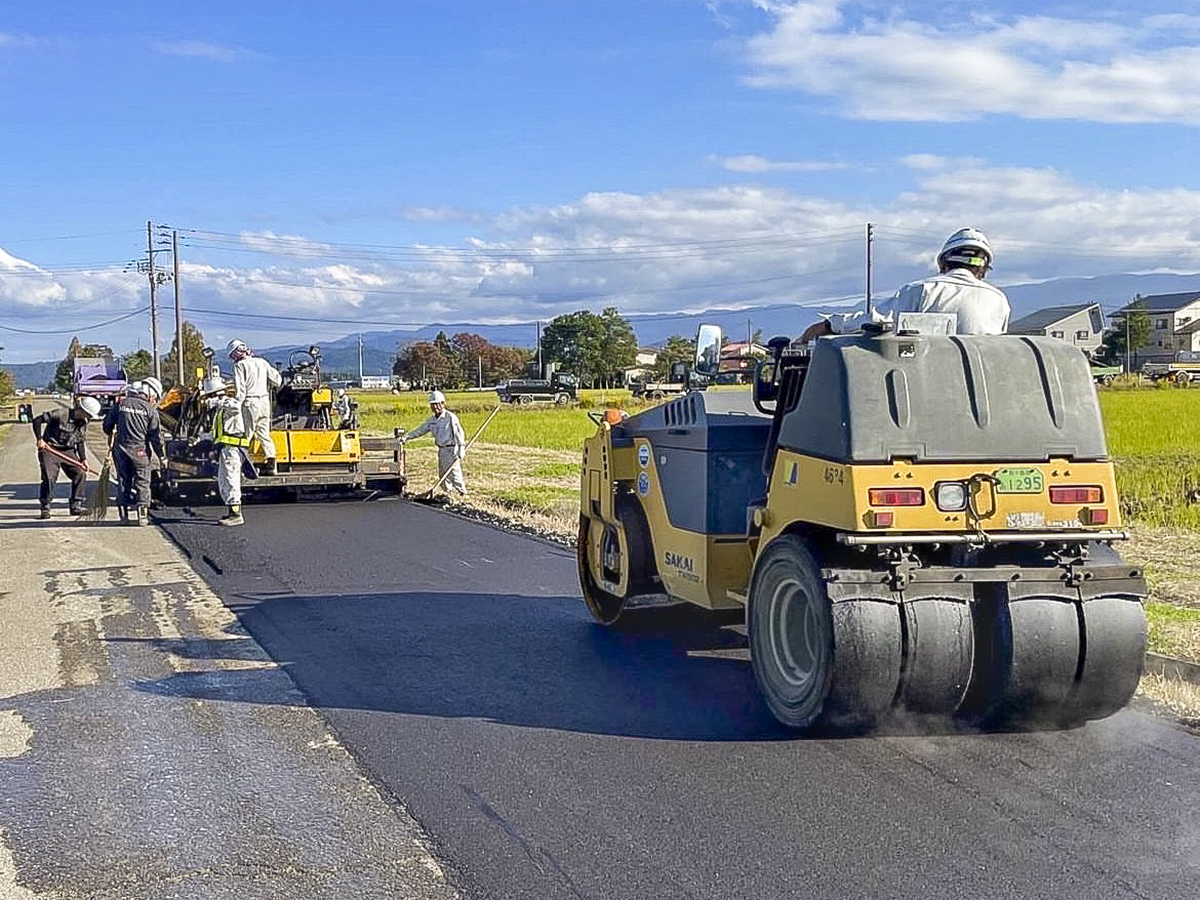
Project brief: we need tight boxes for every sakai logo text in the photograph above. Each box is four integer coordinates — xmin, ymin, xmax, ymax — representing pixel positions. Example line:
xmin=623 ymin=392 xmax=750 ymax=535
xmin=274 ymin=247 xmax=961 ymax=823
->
xmin=664 ymin=552 xmax=694 ymax=572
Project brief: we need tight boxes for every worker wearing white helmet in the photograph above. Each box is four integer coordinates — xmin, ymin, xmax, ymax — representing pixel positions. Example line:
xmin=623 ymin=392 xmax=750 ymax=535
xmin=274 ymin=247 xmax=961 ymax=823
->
xmin=103 ymin=372 xmax=165 ymax=526
xmin=30 ymin=396 xmax=102 ymax=519
xmin=202 ymin=373 xmax=250 ymax=526
xmin=800 ymin=227 xmax=1010 ymax=341
xmin=227 ymin=338 xmax=282 ymax=475
xmin=334 ymin=387 xmax=353 ymax=427
xmin=399 ymin=390 xmax=468 ymax=497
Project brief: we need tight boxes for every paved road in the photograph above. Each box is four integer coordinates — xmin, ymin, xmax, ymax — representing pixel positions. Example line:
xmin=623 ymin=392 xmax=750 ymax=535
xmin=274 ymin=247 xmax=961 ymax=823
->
xmin=158 ymin=496 xmax=1200 ymax=900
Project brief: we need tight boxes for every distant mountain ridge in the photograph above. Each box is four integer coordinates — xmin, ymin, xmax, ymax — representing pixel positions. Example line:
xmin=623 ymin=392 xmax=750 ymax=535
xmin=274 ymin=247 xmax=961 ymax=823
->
xmin=8 ymin=272 xmax=1200 ymax=388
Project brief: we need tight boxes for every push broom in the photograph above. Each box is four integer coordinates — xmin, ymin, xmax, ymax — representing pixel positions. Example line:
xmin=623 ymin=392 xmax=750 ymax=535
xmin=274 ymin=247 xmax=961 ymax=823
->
xmin=410 ymin=403 xmax=502 ymax=504
xmin=83 ymin=430 xmax=118 ymax=521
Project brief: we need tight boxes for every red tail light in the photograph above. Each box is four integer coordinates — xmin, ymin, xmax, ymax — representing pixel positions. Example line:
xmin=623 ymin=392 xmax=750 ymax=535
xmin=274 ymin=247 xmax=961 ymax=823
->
xmin=1084 ymin=508 xmax=1109 ymax=525
xmin=1049 ymin=485 xmax=1103 ymax=504
xmin=868 ymin=488 xmax=924 ymax=507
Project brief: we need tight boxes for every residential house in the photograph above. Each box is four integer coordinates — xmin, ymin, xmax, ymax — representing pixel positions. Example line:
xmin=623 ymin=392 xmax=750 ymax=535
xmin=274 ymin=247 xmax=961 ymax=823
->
xmin=1008 ymin=303 xmax=1105 ymax=355
xmin=1113 ymin=291 xmax=1200 ymax=354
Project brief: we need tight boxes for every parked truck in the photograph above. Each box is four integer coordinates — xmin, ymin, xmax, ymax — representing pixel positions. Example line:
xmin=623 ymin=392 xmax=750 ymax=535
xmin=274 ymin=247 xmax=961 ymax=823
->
xmin=73 ymin=357 xmax=127 ymax=407
xmin=496 ymin=372 xmax=578 ymax=405
xmin=1142 ymin=351 xmax=1200 ymax=383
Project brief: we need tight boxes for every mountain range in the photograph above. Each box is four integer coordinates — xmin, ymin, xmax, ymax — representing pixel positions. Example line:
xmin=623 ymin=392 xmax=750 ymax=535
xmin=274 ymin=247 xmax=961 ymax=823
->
xmin=6 ymin=271 xmax=1199 ymax=389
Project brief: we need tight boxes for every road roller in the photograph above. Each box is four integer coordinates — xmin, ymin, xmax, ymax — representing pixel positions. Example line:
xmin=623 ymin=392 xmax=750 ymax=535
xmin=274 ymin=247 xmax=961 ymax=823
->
xmin=578 ymin=323 xmax=1147 ymax=730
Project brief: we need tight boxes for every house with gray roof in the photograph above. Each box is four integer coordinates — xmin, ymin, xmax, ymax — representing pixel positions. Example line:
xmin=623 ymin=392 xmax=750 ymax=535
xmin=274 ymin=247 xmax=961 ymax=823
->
xmin=1113 ymin=291 xmax=1200 ymax=352
xmin=1009 ymin=302 xmax=1105 ymax=354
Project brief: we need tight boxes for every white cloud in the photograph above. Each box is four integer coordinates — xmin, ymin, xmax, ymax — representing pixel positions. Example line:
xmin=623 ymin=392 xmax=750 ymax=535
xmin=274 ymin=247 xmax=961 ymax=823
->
xmin=743 ymin=2 xmax=1200 ymax=123
xmin=6 ymin=157 xmax=1200 ymax=361
xmin=151 ymin=40 xmax=253 ymax=63
xmin=718 ymin=154 xmax=854 ymax=172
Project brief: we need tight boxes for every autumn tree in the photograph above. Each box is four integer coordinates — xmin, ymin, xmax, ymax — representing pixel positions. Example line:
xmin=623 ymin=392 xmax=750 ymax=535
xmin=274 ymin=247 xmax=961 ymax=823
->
xmin=393 ymin=340 xmax=454 ymax=388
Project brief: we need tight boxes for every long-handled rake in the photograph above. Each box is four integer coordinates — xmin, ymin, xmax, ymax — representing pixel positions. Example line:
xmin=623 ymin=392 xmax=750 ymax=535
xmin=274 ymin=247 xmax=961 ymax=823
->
xmin=84 ymin=431 xmax=118 ymax=521
xmin=409 ymin=403 xmax=502 ymax=505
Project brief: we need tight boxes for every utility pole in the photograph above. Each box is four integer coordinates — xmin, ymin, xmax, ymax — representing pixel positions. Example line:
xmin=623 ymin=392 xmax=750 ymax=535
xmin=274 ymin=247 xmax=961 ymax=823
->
xmin=172 ymin=230 xmax=184 ymax=387
xmin=478 ymin=355 xmax=482 ymax=389
xmin=358 ymin=334 xmax=364 ymax=386
xmin=536 ymin=320 xmax=542 ymax=377
xmin=146 ymin=221 xmax=162 ymax=382
xmin=865 ymin=222 xmax=875 ymax=317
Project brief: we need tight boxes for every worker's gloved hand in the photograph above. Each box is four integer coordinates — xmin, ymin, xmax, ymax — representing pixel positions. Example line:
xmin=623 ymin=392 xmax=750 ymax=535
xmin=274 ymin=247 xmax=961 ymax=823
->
xmin=36 ymin=438 xmax=47 ymax=450
xmin=458 ymin=448 xmax=467 ymax=462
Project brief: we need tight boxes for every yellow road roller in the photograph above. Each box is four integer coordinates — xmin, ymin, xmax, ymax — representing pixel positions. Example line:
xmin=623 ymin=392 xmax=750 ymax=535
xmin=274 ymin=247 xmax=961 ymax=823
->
xmin=578 ymin=323 xmax=1147 ymax=730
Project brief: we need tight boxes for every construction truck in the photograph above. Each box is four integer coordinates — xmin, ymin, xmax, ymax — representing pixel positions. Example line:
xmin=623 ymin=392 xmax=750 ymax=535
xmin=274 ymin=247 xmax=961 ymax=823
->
xmin=578 ymin=323 xmax=1147 ymax=731
xmin=73 ymin=357 xmax=127 ymax=408
xmin=1141 ymin=350 xmax=1200 ymax=383
xmin=496 ymin=371 xmax=578 ymax=405
xmin=154 ymin=345 xmax=403 ymax=504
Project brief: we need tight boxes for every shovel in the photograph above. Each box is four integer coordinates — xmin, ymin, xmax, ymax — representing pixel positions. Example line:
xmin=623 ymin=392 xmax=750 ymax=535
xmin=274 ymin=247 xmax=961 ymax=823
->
xmin=409 ymin=403 xmax=502 ymax=504
xmin=39 ymin=443 xmax=100 ymax=476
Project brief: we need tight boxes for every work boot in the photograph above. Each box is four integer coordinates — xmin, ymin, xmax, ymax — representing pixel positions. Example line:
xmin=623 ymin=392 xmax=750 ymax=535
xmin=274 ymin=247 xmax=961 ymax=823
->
xmin=136 ymin=506 xmax=149 ymax=527
xmin=69 ymin=504 xmax=85 ymax=516
xmin=218 ymin=504 xmax=244 ymax=527
xmin=265 ymin=458 xmax=278 ymax=476
xmin=117 ymin=505 xmax=129 ymax=524
xmin=38 ymin=508 xmax=51 ymax=520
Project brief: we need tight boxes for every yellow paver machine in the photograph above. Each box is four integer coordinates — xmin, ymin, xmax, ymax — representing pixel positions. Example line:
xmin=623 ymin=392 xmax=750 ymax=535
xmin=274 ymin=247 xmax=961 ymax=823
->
xmin=154 ymin=346 xmax=403 ymax=504
xmin=578 ymin=323 xmax=1147 ymax=731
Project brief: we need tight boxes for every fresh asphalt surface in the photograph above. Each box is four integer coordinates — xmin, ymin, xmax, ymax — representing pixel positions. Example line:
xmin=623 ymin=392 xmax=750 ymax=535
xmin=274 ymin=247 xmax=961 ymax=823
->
xmin=157 ymin=496 xmax=1200 ymax=900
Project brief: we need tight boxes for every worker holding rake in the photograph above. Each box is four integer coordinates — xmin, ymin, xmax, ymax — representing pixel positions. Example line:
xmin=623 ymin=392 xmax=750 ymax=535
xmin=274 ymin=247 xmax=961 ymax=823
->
xmin=31 ymin=396 xmax=103 ymax=519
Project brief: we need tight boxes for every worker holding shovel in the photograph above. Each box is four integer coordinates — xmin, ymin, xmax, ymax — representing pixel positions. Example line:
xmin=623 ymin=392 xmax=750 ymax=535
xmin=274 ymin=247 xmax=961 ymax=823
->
xmin=31 ymin=396 xmax=103 ymax=519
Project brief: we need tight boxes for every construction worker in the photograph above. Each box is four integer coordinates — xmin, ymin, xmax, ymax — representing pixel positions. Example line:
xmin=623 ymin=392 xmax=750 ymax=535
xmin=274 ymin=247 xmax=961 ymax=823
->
xmin=335 ymin=387 xmax=352 ymax=427
xmin=799 ymin=227 xmax=1010 ymax=341
xmin=202 ymin=375 xmax=250 ymax=527
xmin=31 ymin=395 xmax=102 ymax=519
xmin=103 ymin=376 xmax=164 ymax=526
xmin=400 ymin=390 xmax=468 ymax=497
xmin=227 ymin=338 xmax=282 ymax=474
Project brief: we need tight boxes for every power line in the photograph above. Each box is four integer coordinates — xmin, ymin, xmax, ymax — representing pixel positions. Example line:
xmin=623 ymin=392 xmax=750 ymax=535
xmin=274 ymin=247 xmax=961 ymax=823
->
xmin=0 ymin=306 xmax=151 ymax=335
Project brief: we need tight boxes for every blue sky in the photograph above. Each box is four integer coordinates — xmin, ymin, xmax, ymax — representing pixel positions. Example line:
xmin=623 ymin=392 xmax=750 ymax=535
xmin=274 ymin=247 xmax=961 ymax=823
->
xmin=4 ymin=0 xmax=1200 ymax=362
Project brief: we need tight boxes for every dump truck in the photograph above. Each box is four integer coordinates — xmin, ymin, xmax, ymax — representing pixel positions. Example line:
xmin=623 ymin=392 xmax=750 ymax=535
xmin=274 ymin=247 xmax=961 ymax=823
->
xmin=73 ymin=357 xmax=127 ymax=407
xmin=154 ymin=346 xmax=403 ymax=504
xmin=1142 ymin=351 xmax=1200 ymax=383
xmin=578 ymin=323 xmax=1147 ymax=731
xmin=496 ymin=371 xmax=578 ymax=405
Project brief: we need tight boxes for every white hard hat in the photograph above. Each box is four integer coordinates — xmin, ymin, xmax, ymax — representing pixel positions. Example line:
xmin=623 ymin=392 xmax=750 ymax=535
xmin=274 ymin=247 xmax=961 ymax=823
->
xmin=77 ymin=396 xmax=103 ymax=419
xmin=337 ymin=388 xmax=346 ymax=397
xmin=938 ymin=227 xmax=993 ymax=270
xmin=141 ymin=376 xmax=163 ymax=399
xmin=227 ymin=338 xmax=250 ymax=359
xmin=428 ymin=390 xmax=446 ymax=404
xmin=128 ymin=380 xmax=144 ymax=397
xmin=201 ymin=376 xmax=227 ymax=397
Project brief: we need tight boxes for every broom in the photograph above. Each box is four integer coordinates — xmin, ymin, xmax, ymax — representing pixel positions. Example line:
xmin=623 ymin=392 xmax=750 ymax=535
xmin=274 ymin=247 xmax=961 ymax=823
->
xmin=83 ymin=430 xmax=117 ymax=521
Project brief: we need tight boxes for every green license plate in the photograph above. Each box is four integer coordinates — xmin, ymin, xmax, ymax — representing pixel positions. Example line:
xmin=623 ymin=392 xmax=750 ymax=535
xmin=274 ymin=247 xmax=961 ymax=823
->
xmin=994 ymin=467 xmax=1044 ymax=494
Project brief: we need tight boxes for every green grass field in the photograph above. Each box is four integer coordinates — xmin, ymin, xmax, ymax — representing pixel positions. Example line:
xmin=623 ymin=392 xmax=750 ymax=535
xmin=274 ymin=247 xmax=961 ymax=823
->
xmin=360 ymin=386 xmax=1200 ymax=527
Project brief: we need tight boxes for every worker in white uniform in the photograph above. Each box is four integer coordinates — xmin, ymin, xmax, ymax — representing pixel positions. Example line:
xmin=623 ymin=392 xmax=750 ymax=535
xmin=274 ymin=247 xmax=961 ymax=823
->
xmin=400 ymin=390 xmax=468 ymax=497
xmin=202 ymin=375 xmax=251 ymax=526
xmin=799 ymin=227 xmax=1010 ymax=341
xmin=227 ymin=338 xmax=282 ymax=475
xmin=335 ymin=388 xmax=352 ymax=427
